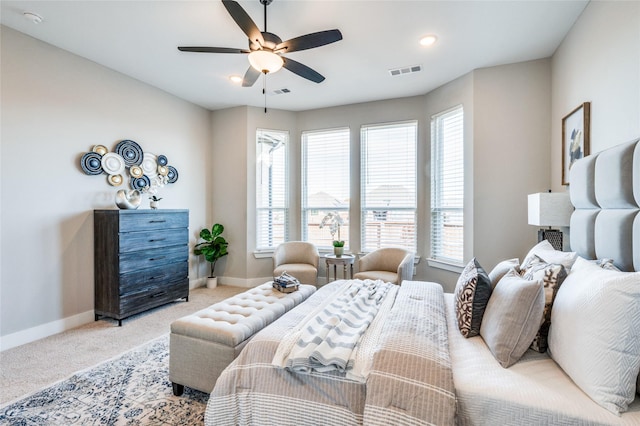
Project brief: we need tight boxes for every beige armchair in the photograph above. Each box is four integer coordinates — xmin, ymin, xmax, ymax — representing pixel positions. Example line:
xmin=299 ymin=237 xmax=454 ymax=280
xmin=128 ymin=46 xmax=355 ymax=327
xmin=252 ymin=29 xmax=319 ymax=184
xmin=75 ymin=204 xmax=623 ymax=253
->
xmin=353 ymin=248 xmax=414 ymax=285
xmin=273 ymin=241 xmax=320 ymax=285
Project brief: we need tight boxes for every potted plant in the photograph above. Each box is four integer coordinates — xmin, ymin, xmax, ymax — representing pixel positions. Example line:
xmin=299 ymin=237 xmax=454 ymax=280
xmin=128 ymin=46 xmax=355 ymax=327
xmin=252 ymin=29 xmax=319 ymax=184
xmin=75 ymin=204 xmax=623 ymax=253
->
xmin=319 ymin=211 xmax=345 ymax=257
xmin=194 ymin=223 xmax=229 ymax=288
xmin=149 ymin=195 xmax=162 ymax=209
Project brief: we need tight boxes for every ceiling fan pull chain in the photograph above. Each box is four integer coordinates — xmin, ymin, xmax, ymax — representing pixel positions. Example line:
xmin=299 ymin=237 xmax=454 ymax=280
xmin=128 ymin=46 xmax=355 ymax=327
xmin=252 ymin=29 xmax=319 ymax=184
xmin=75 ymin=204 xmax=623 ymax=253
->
xmin=263 ymin=73 xmax=267 ymax=113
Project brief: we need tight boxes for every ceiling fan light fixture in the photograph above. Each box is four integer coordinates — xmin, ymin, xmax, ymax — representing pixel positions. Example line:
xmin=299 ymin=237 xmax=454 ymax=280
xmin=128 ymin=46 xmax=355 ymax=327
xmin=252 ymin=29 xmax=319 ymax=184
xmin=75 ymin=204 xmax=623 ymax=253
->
xmin=419 ymin=34 xmax=438 ymax=47
xmin=248 ymin=50 xmax=284 ymax=74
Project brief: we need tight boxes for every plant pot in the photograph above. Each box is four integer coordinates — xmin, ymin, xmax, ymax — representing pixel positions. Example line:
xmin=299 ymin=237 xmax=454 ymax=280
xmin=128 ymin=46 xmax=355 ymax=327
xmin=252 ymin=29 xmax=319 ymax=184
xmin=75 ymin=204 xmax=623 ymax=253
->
xmin=334 ymin=246 xmax=344 ymax=257
xmin=206 ymin=276 xmax=218 ymax=289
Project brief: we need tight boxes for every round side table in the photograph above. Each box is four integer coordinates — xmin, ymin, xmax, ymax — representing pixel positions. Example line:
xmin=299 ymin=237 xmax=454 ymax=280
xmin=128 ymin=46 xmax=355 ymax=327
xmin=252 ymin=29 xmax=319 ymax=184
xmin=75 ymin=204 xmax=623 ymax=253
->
xmin=325 ymin=254 xmax=355 ymax=283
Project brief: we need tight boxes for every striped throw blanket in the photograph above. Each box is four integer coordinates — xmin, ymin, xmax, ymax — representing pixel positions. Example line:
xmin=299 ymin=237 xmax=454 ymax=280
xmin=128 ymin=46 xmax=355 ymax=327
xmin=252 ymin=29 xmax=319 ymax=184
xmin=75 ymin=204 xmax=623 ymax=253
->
xmin=272 ymin=279 xmax=397 ymax=382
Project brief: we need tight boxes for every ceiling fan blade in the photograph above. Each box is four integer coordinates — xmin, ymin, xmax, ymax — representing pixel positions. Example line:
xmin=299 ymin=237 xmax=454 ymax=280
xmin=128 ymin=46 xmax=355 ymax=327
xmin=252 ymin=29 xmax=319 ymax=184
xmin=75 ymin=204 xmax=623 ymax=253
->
xmin=222 ymin=0 xmax=265 ymax=47
xmin=282 ymin=57 xmax=325 ymax=83
xmin=242 ymin=67 xmax=261 ymax=87
xmin=178 ymin=46 xmax=250 ymax=54
xmin=276 ymin=29 xmax=343 ymax=53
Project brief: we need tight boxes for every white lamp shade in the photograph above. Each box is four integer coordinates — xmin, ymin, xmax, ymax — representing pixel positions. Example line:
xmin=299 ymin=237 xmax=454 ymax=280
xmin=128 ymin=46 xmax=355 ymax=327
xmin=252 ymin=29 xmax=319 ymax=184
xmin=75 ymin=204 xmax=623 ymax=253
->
xmin=248 ymin=50 xmax=284 ymax=74
xmin=528 ymin=192 xmax=573 ymax=227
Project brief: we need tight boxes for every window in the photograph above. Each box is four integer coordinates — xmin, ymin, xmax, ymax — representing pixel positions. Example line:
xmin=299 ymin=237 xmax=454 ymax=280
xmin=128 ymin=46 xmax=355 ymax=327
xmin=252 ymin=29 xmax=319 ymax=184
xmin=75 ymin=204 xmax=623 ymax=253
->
xmin=301 ymin=128 xmax=350 ymax=249
xmin=361 ymin=122 xmax=417 ymax=252
xmin=256 ymin=129 xmax=288 ymax=250
xmin=430 ymin=106 xmax=464 ymax=264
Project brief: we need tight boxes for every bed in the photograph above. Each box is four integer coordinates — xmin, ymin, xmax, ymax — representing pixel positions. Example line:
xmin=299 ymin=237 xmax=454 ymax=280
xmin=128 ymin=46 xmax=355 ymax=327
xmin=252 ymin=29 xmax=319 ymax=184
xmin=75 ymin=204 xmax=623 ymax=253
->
xmin=205 ymin=138 xmax=640 ymax=425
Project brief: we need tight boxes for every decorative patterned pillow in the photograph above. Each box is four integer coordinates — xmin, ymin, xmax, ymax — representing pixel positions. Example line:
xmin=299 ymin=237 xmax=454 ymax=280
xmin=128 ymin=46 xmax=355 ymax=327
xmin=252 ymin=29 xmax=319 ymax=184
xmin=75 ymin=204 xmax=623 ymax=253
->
xmin=488 ymin=258 xmax=520 ymax=289
xmin=520 ymin=255 xmax=568 ymax=353
xmin=591 ymin=258 xmax=622 ymax=271
xmin=521 ymin=239 xmax=577 ymax=271
xmin=454 ymin=258 xmax=492 ymax=338
xmin=480 ymin=269 xmax=545 ymax=368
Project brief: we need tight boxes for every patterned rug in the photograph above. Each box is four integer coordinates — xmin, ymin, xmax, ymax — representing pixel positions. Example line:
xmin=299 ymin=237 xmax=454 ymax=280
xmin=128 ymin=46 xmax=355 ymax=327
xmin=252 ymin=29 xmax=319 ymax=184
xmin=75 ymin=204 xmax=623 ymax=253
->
xmin=0 ymin=335 xmax=208 ymax=425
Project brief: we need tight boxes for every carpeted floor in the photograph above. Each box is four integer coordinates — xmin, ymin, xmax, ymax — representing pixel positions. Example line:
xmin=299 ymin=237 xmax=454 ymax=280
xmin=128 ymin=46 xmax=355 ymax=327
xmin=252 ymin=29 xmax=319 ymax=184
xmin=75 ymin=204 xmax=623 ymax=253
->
xmin=0 ymin=285 xmax=246 ymax=407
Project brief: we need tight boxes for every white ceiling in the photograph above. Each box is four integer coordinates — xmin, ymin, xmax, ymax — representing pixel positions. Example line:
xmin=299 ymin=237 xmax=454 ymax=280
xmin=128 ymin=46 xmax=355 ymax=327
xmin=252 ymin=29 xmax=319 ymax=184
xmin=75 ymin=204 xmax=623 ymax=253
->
xmin=1 ymin=0 xmax=588 ymax=112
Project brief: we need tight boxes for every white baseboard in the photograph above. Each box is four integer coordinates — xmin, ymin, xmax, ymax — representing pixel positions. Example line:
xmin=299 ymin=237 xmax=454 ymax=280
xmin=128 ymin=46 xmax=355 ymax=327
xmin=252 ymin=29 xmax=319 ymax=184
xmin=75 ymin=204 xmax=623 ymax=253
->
xmin=1 ymin=277 xmax=272 ymax=352
xmin=0 ymin=310 xmax=95 ymax=352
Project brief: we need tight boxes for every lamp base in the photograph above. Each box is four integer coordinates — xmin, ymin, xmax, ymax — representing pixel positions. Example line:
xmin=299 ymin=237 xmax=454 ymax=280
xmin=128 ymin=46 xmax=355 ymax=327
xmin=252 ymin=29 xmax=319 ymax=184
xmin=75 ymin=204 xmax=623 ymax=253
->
xmin=538 ymin=229 xmax=563 ymax=251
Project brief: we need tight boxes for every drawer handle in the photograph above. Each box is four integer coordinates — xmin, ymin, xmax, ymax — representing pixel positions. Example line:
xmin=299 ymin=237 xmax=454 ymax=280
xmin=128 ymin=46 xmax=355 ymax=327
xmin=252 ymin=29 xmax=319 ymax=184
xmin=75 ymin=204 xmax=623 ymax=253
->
xmin=151 ymin=291 xmax=167 ymax=298
xmin=149 ymin=256 xmax=166 ymax=261
xmin=149 ymin=220 xmax=167 ymax=223
xmin=149 ymin=238 xmax=166 ymax=242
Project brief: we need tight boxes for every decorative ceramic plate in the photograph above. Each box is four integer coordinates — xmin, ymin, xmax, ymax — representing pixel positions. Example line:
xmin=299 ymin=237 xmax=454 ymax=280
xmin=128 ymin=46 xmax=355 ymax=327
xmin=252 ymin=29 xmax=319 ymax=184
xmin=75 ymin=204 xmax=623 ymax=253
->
xmin=108 ymin=174 xmax=124 ymax=186
xmin=92 ymin=145 xmax=108 ymax=156
xmin=166 ymin=166 xmax=179 ymax=183
xmin=129 ymin=165 xmax=143 ymax=178
xmin=115 ymin=139 xmax=143 ymax=166
xmin=101 ymin=153 xmax=126 ymax=176
xmin=81 ymin=152 xmax=103 ymax=175
xmin=141 ymin=153 xmax=158 ymax=178
xmin=157 ymin=154 xmax=168 ymax=166
xmin=131 ymin=175 xmax=151 ymax=191
xmin=157 ymin=165 xmax=168 ymax=176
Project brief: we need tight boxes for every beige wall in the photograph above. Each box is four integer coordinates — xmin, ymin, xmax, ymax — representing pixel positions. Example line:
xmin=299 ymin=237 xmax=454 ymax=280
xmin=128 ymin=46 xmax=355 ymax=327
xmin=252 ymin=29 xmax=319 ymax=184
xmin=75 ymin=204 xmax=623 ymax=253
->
xmin=1 ymin=27 xmax=212 ymax=348
xmin=551 ymin=1 xmax=640 ymax=192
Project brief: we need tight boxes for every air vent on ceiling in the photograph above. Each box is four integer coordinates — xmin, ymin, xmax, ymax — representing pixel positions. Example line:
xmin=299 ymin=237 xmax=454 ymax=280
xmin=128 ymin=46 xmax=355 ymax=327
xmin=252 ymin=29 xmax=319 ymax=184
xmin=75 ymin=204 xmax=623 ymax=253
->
xmin=272 ymin=88 xmax=291 ymax=95
xmin=388 ymin=65 xmax=422 ymax=77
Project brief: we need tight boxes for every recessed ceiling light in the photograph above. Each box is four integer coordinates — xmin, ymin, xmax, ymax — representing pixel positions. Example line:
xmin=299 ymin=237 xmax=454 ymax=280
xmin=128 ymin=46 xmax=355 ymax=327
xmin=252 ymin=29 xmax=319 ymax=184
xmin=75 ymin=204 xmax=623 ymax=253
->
xmin=419 ymin=34 xmax=438 ymax=47
xmin=229 ymin=75 xmax=243 ymax=84
xmin=23 ymin=12 xmax=43 ymax=24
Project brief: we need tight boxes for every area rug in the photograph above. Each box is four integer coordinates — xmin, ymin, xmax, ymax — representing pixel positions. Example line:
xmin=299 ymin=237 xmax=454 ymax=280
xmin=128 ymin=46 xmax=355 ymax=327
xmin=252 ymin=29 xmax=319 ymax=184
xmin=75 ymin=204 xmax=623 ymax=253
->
xmin=0 ymin=335 xmax=207 ymax=425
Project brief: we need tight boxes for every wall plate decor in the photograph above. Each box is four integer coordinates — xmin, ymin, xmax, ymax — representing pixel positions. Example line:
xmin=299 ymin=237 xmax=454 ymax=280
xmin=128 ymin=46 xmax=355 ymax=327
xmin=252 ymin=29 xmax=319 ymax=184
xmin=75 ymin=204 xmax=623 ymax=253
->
xmin=141 ymin=153 xmax=158 ymax=178
xmin=101 ymin=153 xmax=126 ymax=176
xmin=561 ymin=102 xmax=590 ymax=185
xmin=108 ymin=174 xmax=124 ymax=186
xmin=115 ymin=139 xmax=143 ymax=167
xmin=80 ymin=139 xmax=179 ymax=199
xmin=81 ymin=152 xmax=104 ymax=175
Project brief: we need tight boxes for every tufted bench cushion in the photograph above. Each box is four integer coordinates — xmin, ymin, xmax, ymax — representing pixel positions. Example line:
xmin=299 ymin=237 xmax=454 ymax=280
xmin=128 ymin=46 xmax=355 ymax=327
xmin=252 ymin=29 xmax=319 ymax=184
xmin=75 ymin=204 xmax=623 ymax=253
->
xmin=169 ymin=282 xmax=316 ymax=395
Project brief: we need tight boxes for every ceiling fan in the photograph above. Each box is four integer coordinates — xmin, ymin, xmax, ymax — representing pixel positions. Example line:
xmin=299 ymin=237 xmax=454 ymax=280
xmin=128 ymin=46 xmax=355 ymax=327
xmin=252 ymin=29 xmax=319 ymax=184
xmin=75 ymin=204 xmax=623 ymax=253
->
xmin=178 ymin=0 xmax=343 ymax=87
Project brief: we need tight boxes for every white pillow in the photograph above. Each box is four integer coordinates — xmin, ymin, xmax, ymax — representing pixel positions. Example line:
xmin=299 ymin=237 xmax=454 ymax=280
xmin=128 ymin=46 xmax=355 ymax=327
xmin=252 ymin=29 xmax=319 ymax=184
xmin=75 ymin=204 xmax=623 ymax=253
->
xmin=548 ymin=256 xmax=640 ymax=415
xmin=521 ymin=240 xmax=577 ymax=271
xmin=488 ymin=258 xmax=519 ymax=289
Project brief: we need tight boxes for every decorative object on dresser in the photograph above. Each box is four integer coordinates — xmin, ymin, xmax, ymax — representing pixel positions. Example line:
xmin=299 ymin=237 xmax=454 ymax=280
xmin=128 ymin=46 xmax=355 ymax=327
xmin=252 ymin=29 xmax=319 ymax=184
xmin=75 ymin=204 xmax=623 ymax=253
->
xmin=527 ymin=191 xmax=573 ymax=250
xmin=561 ymin=102 xmax=590 ymax=185
xmin=193 ymin=223 xmax=229 ymax=289
xmin=94 ymin=209 xmax=189 ymax=326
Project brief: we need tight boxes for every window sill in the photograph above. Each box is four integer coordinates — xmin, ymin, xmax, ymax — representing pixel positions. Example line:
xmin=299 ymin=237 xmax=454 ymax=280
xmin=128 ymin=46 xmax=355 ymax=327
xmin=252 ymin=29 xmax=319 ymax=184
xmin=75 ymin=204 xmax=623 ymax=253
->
xmin=253 ymin=250 xmax=274 ymax=259
xmin=427 ymin=258 xmax=464 ymax=274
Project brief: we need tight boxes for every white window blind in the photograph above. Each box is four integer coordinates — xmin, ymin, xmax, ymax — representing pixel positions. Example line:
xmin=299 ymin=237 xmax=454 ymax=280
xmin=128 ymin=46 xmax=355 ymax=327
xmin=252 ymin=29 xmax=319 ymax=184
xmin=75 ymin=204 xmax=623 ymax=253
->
xmin=301 ymin=128 xmax=350 ymax=249
xmin=361 ymin=121 xmax=417 ymax=252
xmin=256 ymin=129 xmax=288 ymax=250
xmin=431 ymin=106 xmax=464 ymax=264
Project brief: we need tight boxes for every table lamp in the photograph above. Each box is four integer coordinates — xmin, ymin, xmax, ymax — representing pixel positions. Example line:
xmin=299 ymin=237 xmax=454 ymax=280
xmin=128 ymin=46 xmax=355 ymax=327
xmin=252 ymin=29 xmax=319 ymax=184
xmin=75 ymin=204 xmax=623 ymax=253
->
xmin=527 ymin=192 xmax=573 ymax=250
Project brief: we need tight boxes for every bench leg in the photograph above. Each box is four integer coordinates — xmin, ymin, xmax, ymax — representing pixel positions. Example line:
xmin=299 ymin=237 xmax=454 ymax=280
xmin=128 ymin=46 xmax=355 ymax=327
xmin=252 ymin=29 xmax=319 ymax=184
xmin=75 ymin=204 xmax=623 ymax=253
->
xmin=172 ymin=382 xmax=184 ymax=396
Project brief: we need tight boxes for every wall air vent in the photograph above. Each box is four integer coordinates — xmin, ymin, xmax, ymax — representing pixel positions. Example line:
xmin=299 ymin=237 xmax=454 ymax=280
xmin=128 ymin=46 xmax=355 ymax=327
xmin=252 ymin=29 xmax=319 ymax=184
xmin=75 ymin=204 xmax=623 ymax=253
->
xmin=388 ymin=65 xmax=422 ymax=77
xmin=272 ymin=88 xmax=291 ymax=95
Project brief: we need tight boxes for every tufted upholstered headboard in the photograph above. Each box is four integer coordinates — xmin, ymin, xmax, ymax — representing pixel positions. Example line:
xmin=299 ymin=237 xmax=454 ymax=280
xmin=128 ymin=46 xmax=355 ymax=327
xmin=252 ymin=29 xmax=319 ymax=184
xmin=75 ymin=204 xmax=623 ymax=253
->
xmin=569 ymin=138 xmax=640 ymax=272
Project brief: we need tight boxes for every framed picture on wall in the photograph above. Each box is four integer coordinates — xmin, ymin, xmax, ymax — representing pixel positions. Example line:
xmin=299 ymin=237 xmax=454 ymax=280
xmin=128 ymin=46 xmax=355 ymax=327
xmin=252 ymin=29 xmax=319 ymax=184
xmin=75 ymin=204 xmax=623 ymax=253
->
xmin=561 ymin=102 xmax=590 ymax=185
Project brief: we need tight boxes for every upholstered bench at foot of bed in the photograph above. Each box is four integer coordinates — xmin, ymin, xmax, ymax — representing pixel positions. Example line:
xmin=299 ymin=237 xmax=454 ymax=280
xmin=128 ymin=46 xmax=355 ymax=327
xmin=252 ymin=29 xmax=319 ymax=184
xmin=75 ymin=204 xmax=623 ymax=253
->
xmin=169 ymin=282 xmax=316 ymax=395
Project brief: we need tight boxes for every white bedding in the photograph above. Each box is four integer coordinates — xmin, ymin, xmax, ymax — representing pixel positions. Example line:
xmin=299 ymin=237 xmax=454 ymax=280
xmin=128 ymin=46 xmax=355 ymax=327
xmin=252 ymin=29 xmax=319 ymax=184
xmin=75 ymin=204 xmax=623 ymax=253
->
xmin=444 ymin=293 xmax=640 ymax=425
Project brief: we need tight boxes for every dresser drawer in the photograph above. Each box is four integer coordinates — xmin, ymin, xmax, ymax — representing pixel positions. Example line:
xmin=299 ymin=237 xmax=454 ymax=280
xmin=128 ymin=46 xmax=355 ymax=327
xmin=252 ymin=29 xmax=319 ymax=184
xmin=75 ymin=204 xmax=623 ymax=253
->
xmin=119 ymin=245 xmax=188 ymax=274
xmin=119 ymin=279 xmax=188 ymax=316
xmin=119 ymin=228 xmax=187 ymax=253
xmin=119 ymin=211 xmax=188 ymax=232
xmin=119 ymin=261 xmax=188 ymax=295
